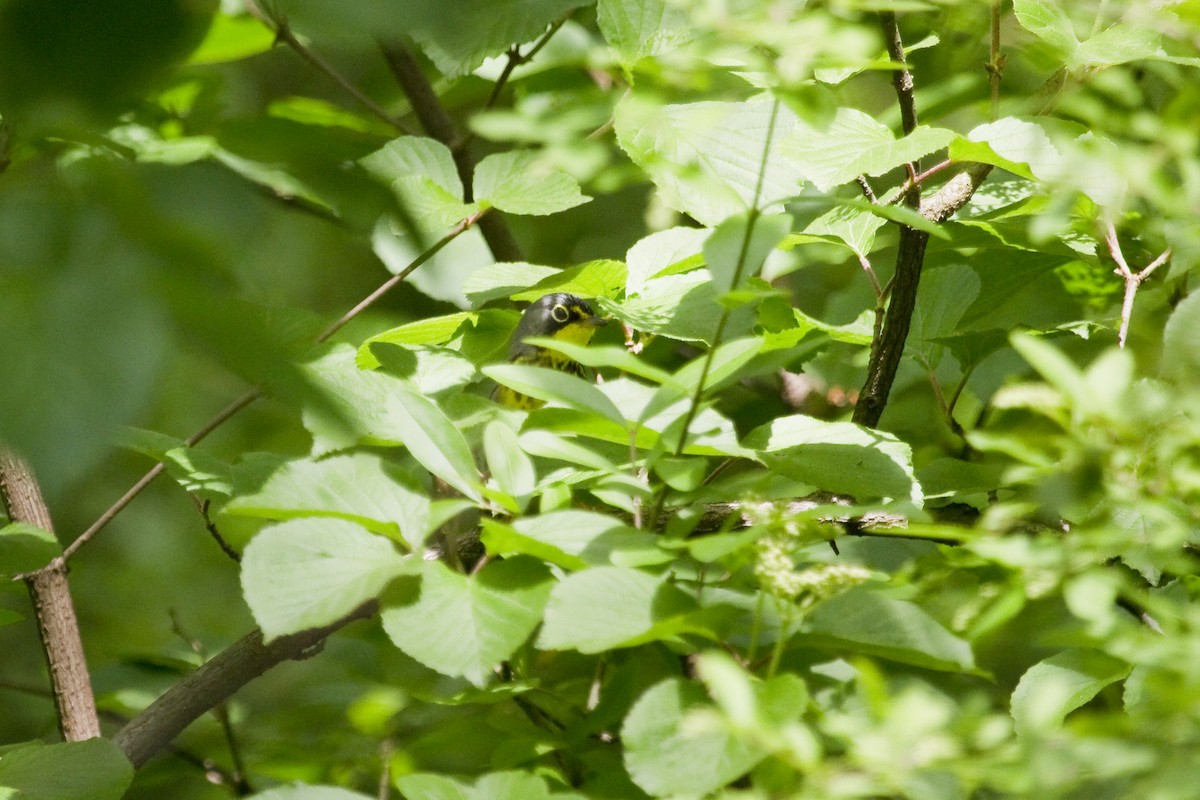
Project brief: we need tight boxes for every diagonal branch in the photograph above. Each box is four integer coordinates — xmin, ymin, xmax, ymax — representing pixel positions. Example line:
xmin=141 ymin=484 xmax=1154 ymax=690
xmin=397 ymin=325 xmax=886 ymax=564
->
xmin=378 ymin=41 xmax=524 ymax=263
xmin=66 ymin=211 xmax=490 ymax=562
xmin=115 ymin=601 xmax=379 ymax=768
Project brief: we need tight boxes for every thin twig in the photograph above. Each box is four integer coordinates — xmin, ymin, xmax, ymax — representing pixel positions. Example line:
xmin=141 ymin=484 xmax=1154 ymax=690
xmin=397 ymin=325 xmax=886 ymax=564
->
xmin=317 ymin=208 xmax=490 ymax=343
xmin=66 ymin=211 xmax=488 ymax=563
xmin=245 ymin=0 xmax=414 ymax=135
xmin=889 ymin=158 xmax=956 ymax=203
xmin=855 ymin=175 xmax=878 ymax=203
xmin=484 ymin=16 xmax=570 ymax=109
xmin=1105 ymin=221 xmax=1172 ymax=348
xmin=857 ymin=252 xmax=884 ymax=301
xmin=988 ymin=0 xmax=1006 ymax=119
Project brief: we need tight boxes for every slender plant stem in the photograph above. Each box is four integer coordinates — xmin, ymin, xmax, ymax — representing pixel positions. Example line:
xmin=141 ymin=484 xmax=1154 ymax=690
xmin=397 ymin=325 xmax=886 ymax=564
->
xmin=245 ymin=1 xmax=414 ymax=135
xmin=66 ymin=211 xmax=488 ymax=563
xmin=484 ymin=16 xmax=570 ymax=109
xmin=989 ymin=0 xmax=1006 ymax=119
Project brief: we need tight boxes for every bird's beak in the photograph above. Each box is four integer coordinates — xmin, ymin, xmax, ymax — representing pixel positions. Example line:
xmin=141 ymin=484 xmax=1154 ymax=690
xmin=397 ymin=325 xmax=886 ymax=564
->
xmin=585 ymin=314 xmax=608 ymax=328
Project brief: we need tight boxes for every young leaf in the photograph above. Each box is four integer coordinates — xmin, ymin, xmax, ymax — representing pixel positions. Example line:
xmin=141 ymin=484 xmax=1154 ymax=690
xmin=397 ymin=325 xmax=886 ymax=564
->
xmin=510 ymin=259 xmax=627 ymax=302
xmin=0 ymin=523 xmax=62 ymax=577
xmin=381 ymin=557 xmax=554 ymax=686
xmin=597 ymin=0 xmax=693 ymax=62
xmin=0 ymin=739 xmax=133 ymax=800
xmin=360 ymin=136 xmax=463 ymax=200
xmin=1011 ymin=649 xmax=1130 ymax=734
xmin=484 ymin=363 xmax=626 ymax=426
xmin=625 ymin=226 xmax=711 ymax=296
xmin=463 ymin=262 xmax=560 ymax=305
xmin=483 ymin=420 xmax=537 ymax=501
xmin=241 ymin=519 xmax=408 ymax=640
xmin=780 ymin=107 xmax=955 ymax=192
xmin=801 ymin=589 xmax=977 ymax=673
xmin=615 ymin=97 xmax=805 ymax=226
xmin=376 ymin=380 xmax=484 ymax=501
xmin=224 ymin=452 xmax=430 ymax=549
xmin=745 ymin=415 xmax=922 ymax=504
xmin=907 ymin=264 xmax=982 ymax=369
xmin=622 ymin=677 xmax=766 ymax=797
xmin=473 ymin=151 xmax=590 ymax=216
xmin=537 ymin=566 xmax=696 ymax=653
xmin=703 ymin=212 xmax=792 ymax=295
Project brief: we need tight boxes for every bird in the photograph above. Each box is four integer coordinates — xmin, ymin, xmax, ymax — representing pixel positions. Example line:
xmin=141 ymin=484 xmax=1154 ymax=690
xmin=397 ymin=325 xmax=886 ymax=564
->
xmin=493 ymin=292 xmax=608 ymax=409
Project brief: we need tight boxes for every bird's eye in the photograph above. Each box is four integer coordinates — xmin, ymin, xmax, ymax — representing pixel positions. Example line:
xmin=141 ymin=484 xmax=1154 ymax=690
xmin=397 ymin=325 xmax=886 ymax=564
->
xmin=550 ymin=303 xmax=570 ymax=323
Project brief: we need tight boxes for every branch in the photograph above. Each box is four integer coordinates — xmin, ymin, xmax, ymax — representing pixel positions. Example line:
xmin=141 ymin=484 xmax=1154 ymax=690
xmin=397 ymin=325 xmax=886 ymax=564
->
xmin=115 ymin=601 xmax=379 ymax=768
xmin=987 ymin=0 xmax=1007 ymax=119
xmin=68 ymin=210 xmax=489 ymax=562
xmin=0 ymin=448 xmax=101 ymax=741
xmin=1105 ymin=221 xmax=1172 ymax=348
xmin=485 ymin=16 xmax=570 ymax=110
xmin=853 ymin=15 xmax=997 ymax=428
xmin=378 ymin=41 xmax=524 ymax=263
xmin=245 ymin=1 xmax=415 ymax=135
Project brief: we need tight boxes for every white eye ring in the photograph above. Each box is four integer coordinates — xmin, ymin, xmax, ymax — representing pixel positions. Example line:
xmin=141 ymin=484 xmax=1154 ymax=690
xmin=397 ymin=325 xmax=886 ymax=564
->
xmin=550 ymin=304 xmax=570 ymax=323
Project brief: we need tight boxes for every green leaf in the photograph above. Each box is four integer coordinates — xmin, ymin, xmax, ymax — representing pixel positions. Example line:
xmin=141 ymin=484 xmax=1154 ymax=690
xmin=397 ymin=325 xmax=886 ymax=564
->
xmin=365 ymin=343 xmax=478 ymax=396
xmin=506 ymin=510 xmax=664 ymax=567
xmin=0 ymin=523 xmax=61 ymax=576
xmin=745 ymin=415 xmax=922 ymax=504
xmin=473 ymin=151 xmax=590 ymax=216
xmin=597 ymin=0 xmax=693 ymax=62
xmin=1162 ymin=290 xmax=1200 ymax=384
xmin=950 ymin=118 xmax=1063 ymax=183
xmin=1072 ymin=22 xmax=1163 ymax=68
xmin=483 ymin=420 xmax=537 ymax=501
xmin=224 ymin=452 xmax=430 ymax=549
xmin=484 ymin=364 xmax=626 ymax=425
xmin=396 ymin=771 xmax=572 ymax=800
xmin=1012 ymin=0 xmax=1079 ymax=55
xmin=522 ymin=338 xmax=677 ymax=386
xmin=510 ymin=259 xmax=627 ymax=303
xmin=381 ymin=557 xmax=554 ymax=686
xmin=358 ymin=309 xmax=520 ymax=368
xmin=406 ymin=0 xmax=590 ymax=77
xmin=612 ymin=271 xmax=723 ymax=344
xmin=463 ymin=262 xmax=561 ymax=304
xmin=849 ymin=197 xmax=951 ymax=240
xmin=800 ymin=588 xmax=977 ymax=673
xmin=622 ymin=677 xmax=765 ymax=797
xmin=247 ymin=785 xmax=376 ymax=800
xmin=625 ymin=226 xmax=710 ymax=296
xmin=703 ymin=212 xmax=792 ymax=295
xmin=780 ymin=107 xmax=955 ymax=192
xmin=537 ymin=567 xmax=696 ymax=653
xmin=302 ymin=347 xmax=483 ymax=499
xmin=908 ymin=264 xmax=982 ymax=369
xmin=0 ymin=739 xmax=133 ymax=800
xmin=241 ymin=519 xmax=407 ymax=640
xmin=803 ymin=203 xmax=887 ymax=257
xmin=615 ymin=98 xmax=806 ymax=226
xmin=1011 ymin=649 xmax=1131 ymax=734
xmin=162 ymin=446 xmax=235 ymax=501
xmin=187 ymin=13 xmax=276 ymax=65
xmin=360 ymin=136 xmax=463 ymax=200
xmin=1010 ymin=332 xmax=1091 ymax=413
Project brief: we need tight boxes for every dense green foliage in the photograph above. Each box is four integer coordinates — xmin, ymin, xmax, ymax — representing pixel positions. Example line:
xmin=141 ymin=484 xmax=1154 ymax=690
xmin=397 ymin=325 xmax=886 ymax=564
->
xmin=2 ymin=1 xmax=1200 ymax=798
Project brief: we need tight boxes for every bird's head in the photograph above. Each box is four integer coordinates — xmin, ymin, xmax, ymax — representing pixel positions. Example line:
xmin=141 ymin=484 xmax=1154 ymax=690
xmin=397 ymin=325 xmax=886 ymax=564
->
xmin=510 ymin=293 xmax=607 ymax=354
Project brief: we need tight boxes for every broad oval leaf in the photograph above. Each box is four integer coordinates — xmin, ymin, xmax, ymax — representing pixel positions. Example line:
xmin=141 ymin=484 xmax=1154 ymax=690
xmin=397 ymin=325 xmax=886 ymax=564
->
xmin=623 ymin=677 xmax=765 ymax=797
xmin=381 ymin=557 xmax=554 ymax=686
xmin=473 ymin=151 xmax=590 ymax=216
xmin=241 ymin=519 xmax=407 ymax=640
xmin=1011 ymin=649 xmax=1131 ymax=734
xmin=484 ymin=363 xmax=626 ymax=426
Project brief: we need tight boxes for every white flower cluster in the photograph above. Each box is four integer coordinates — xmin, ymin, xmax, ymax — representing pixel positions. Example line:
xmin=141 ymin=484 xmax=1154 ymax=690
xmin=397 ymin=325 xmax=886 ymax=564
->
xmin=755 ymin=532 xmax=871 ymax=602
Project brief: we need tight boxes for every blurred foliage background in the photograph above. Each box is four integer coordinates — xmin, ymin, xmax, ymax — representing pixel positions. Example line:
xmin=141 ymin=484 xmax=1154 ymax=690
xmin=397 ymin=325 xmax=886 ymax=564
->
xmin=2 ymin=0 xmax=1200 ymax=798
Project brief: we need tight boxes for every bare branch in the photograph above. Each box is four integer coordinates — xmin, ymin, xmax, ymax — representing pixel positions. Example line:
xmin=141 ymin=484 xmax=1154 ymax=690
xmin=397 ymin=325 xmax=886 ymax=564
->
xmin=115 ymin=601 xmax=379 ymax=768
xmin=1105 ymin=221 xmax=1173 ymax=348
xmin=1 ymin=449 xmax=101 ymax=741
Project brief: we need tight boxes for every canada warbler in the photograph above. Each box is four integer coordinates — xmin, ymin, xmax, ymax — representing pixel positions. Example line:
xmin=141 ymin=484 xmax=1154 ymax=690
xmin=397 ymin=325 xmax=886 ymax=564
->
xmin=493 ymin=293 xmax=608 ymax=410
